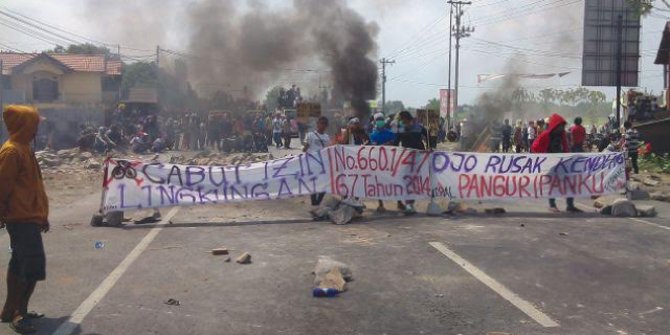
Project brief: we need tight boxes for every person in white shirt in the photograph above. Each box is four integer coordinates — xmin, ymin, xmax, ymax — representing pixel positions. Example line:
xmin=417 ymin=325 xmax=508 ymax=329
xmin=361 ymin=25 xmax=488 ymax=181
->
xmin=527 ymin=120 xmax=537 ymax=150
xmin=303 ymin=117 xmax=330 ymax=206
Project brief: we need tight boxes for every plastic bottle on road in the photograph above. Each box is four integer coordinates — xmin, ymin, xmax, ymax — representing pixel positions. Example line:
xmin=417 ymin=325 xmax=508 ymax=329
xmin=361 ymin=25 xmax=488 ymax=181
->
xmin=312 ymin=287 xmax=339 ymax=297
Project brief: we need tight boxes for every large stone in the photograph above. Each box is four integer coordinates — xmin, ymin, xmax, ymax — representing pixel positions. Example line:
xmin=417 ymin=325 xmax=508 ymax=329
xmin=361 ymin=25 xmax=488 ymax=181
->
xmin=610 ymin=199 xmax=637 ymax=217
xmin=317 ymin=268 xmax=347 ymax=292
xmin=643 ymin=179 xmax=661 ymax=187
xmin=85 ymin=160 xmax=101 ymax=170
xmin=636 ymin=205 xmax=657 ymax=217
xmin=79 ymin=152 xmax=94 ymax=161
xmin=236 ymin=252 xmax=252 ymax=264
xmin=105 ymin=211 xmax=124 ymax=226
xmin=627 ymin=188 xmax=650 ymax=201
xmin=650 ymin=192 xmax=670 ymax=202
xmin=329 ymin=205 xmax=356 ymax=225
xmin=313 ymin=256 xmax=353 ymax=286
xmin=594 ymin=195 xmax=618 ymax=209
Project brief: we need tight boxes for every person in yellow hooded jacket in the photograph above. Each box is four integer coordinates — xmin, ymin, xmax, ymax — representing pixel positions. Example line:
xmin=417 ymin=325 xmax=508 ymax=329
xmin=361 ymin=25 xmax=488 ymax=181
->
xmin=0 ymin=105 xmax=49 ymax=334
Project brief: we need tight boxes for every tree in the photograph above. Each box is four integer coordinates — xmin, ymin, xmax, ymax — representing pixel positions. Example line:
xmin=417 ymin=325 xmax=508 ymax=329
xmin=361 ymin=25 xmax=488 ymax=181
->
xmin=626 ymin=0 xmax=668 ymax=15
xmin=386 ymin=100 xmax=405 ymax=115
xmin=120 ymin=62 xmax=158 ymax=97
xmin=538 ymin=88 xmax=555 ymax=105
xmin=48 ymin=43 xmax=111 ymax=55
xmin=264 ymin=86 xmax=284 ymax=112
xmin=425 ymin=98 xmax=439 ymax=112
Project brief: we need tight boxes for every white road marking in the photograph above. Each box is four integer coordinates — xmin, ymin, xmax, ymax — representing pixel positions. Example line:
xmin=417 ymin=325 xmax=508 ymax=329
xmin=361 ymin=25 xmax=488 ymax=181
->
xmin=576 ymin=201 xmax=670 ymax=233
xmin=53 ymin=207 xmax=180 ymax=335
xmin=628 ymin=217 xmax=670 ymax=231
xmin=429 ymin=242 xmax=560 ymax=328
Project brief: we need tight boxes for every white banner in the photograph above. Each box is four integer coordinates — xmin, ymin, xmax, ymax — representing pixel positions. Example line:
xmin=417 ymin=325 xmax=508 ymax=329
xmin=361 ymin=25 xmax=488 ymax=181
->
xmin=101 ymin=146 xmax=626 ymax=212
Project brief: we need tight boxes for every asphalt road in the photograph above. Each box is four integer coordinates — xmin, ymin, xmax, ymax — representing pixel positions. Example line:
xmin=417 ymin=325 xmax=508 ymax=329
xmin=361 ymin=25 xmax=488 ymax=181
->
xmin=0 ymin=181 xmax=669 ymax=335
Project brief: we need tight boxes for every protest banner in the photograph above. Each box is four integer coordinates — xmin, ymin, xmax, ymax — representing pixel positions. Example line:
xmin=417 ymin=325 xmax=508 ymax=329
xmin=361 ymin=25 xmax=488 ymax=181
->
xmin=297 ymin=102 xmax=321 ymax=119
xmin=430 ymin=151 xmax=626 ymax=200
xmin=101 ymin=151 xmax=331 ymax=212
xmin=101 ymin=146 xmax=626 ymax=212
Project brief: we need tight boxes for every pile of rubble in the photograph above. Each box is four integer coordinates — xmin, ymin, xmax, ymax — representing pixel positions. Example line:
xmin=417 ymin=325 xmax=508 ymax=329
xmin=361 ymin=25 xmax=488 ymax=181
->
xmin=169 ymin=151 xmax=274 ymax=166
xmin=35 ymin=148 xmax=102 ymax=171
xmin=628 ymin=174 xmax=670 ymax=203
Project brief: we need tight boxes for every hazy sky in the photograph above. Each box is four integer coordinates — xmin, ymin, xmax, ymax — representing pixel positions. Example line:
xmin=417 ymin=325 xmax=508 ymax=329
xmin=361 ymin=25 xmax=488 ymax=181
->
xmin=1 ymin=0 xmax=668 ymax=107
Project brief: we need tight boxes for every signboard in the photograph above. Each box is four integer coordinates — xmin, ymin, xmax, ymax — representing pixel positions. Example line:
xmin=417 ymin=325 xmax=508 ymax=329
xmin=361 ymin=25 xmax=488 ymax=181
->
xmin=581 ymin=0 xmax=640 ymax=87
xmin=416 ymin=109 xmax=440 ymax=125
xmin=439 ymin=89 xmax=454 ymax=119
xmin=297 ymin=102 xmax=321 ymax=119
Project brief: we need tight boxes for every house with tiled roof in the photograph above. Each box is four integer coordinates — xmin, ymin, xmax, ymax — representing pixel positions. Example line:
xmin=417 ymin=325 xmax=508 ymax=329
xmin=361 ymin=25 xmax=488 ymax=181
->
xmin=0 ymin=52 xmax=122 ymax=106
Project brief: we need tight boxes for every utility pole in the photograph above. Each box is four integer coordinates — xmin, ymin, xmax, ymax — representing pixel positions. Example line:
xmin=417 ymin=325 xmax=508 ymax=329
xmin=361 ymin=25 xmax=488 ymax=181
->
xmin=447 ymin=3 xmax=454 ymax=130
xmin=615 ymin=15 xmax=622 ymax=128
xmin=0 ymin=60 xmax=4 ymax=110
xmin=448 ymin=1 xmax=473 ymax=120
xmin=156 ymin=45 xmax=160 ymax=67
xmin=380 ymin=58 xmax=395 ymax=114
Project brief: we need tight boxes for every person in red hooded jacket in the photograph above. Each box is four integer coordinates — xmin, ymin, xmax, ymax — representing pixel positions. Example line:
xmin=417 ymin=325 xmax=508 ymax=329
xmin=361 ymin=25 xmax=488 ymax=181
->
xmin=531 ymin=113 xmax=583 ymax=213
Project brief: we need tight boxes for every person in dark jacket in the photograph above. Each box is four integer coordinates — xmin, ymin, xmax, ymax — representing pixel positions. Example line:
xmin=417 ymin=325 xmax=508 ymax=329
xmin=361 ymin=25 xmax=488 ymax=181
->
xmin=397 ymin=111 xmax=428 ymax=215
xmin=531 ymin=113 xmax=583 ymax=213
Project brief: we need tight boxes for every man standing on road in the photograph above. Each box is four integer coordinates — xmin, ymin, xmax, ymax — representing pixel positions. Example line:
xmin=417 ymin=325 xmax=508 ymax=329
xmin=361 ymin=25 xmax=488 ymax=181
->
xmin=501 ymin=119 xmax=513 ymax=153
xmin=531 ymin=113 xmax=583 ymax=213
xmin=397 ymin=111 xmax=428 ymax=215
xmin=272 ymin=112 xmax=283 ymax=149
xmin=303 ymin=117 xmax=330 ymax=207
xmin=569 ymin=117 xmax=586 ymax=153
xmin=623 ymin=121 xmax=641 ymax=174
xmin=0 ymin=105 xmax=49 ymax=334
xmin=527 ymin=120 xmax=536 ymax=150
xmin=369 ymin=113 xmax=397 ymax=213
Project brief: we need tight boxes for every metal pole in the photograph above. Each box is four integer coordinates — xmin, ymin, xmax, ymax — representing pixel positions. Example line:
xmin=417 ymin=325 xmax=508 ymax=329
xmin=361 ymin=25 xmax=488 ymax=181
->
xmin=0 ymin=60 xmax=4 ymax=110
xmin=156 ymin=45 xmax=160 ymax=66
xmin=616 ymin=15 xmax=623 ymax=128
xmin=447 ymin=3 xmax=453 ymax=130
xmin=382 ymin=58 xmax=386 ymax=114
xmin=380 ymin=58 xmax=395 ymax=114
xmin=454 ymin=4 xmax=461 ymax=117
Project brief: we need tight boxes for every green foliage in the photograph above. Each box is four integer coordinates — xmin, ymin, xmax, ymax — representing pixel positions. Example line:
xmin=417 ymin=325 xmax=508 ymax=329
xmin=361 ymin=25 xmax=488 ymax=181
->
xmin=640 ymin=153 xmax=670 ymax=174
xmin=48 ymin=43 xmax=111 ymax=55
xmin=425 ymin=98 xmax=439 ymax=112
xmin=264 ymin=86 xmax=283 ymax=112
xmin=385 ymin=100 xmax=405 ymax=115
xmin=120 ymin=62 xmax=158 ymax=96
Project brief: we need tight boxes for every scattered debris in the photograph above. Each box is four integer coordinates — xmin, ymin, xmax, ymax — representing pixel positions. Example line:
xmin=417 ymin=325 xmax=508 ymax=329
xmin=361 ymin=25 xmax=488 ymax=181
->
xmin=487 ymin=332 xmax=512 ymax=335
xmin=85 ymin=159 xmax=101 ymax=170
xmin=318 ymin=268 xmax=347 ymax=292
xmin=484 ymin=207 xmax=506 ymax=215
xmin=105 ymin=211 xmax=124 ymax=226
xmin=636 ymin=205 xmax=658 ymax=218
xmin=90 ymin=214 xmax=104 ymax=227
xmin=593 ymin=195 xmax=619 ymax=209
xmin=236 ymin=252 xmax=252 ymax=264
xmin=164 ymin=298 xmax=180 ymax=306
xmin=224 ymin=257 xmax=231 ymax=263
xmin=628 ymin=188 xmax=651 ymax=201
xmin=605 ymin=199 xmax=638 ymax=217
xmin=211 ymin=247 xmax=229 ymax=256
xmin=312 ymin=287 xmax=339 ymax=297
xmin=559 ymin=232 xmax=568 ymax=236
xmin=519 ymin=223 xmax=525 ymax=227
xmin=313 ymin=256 xmax=353 ymax=290
xmin=435 ymin=294 xmax=445 ymax=298
xmin=94 ymin=241 xmax=105 ymax=249
xmin=444 ymin=202 xmax=477 ymax=215
xmin=643 ymin=179 xmax=661 ymax=187
xmin=311 ymin=196 xmax=364 ymax=225
xmin=650 ymin=192 xmax=670 ymax=203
